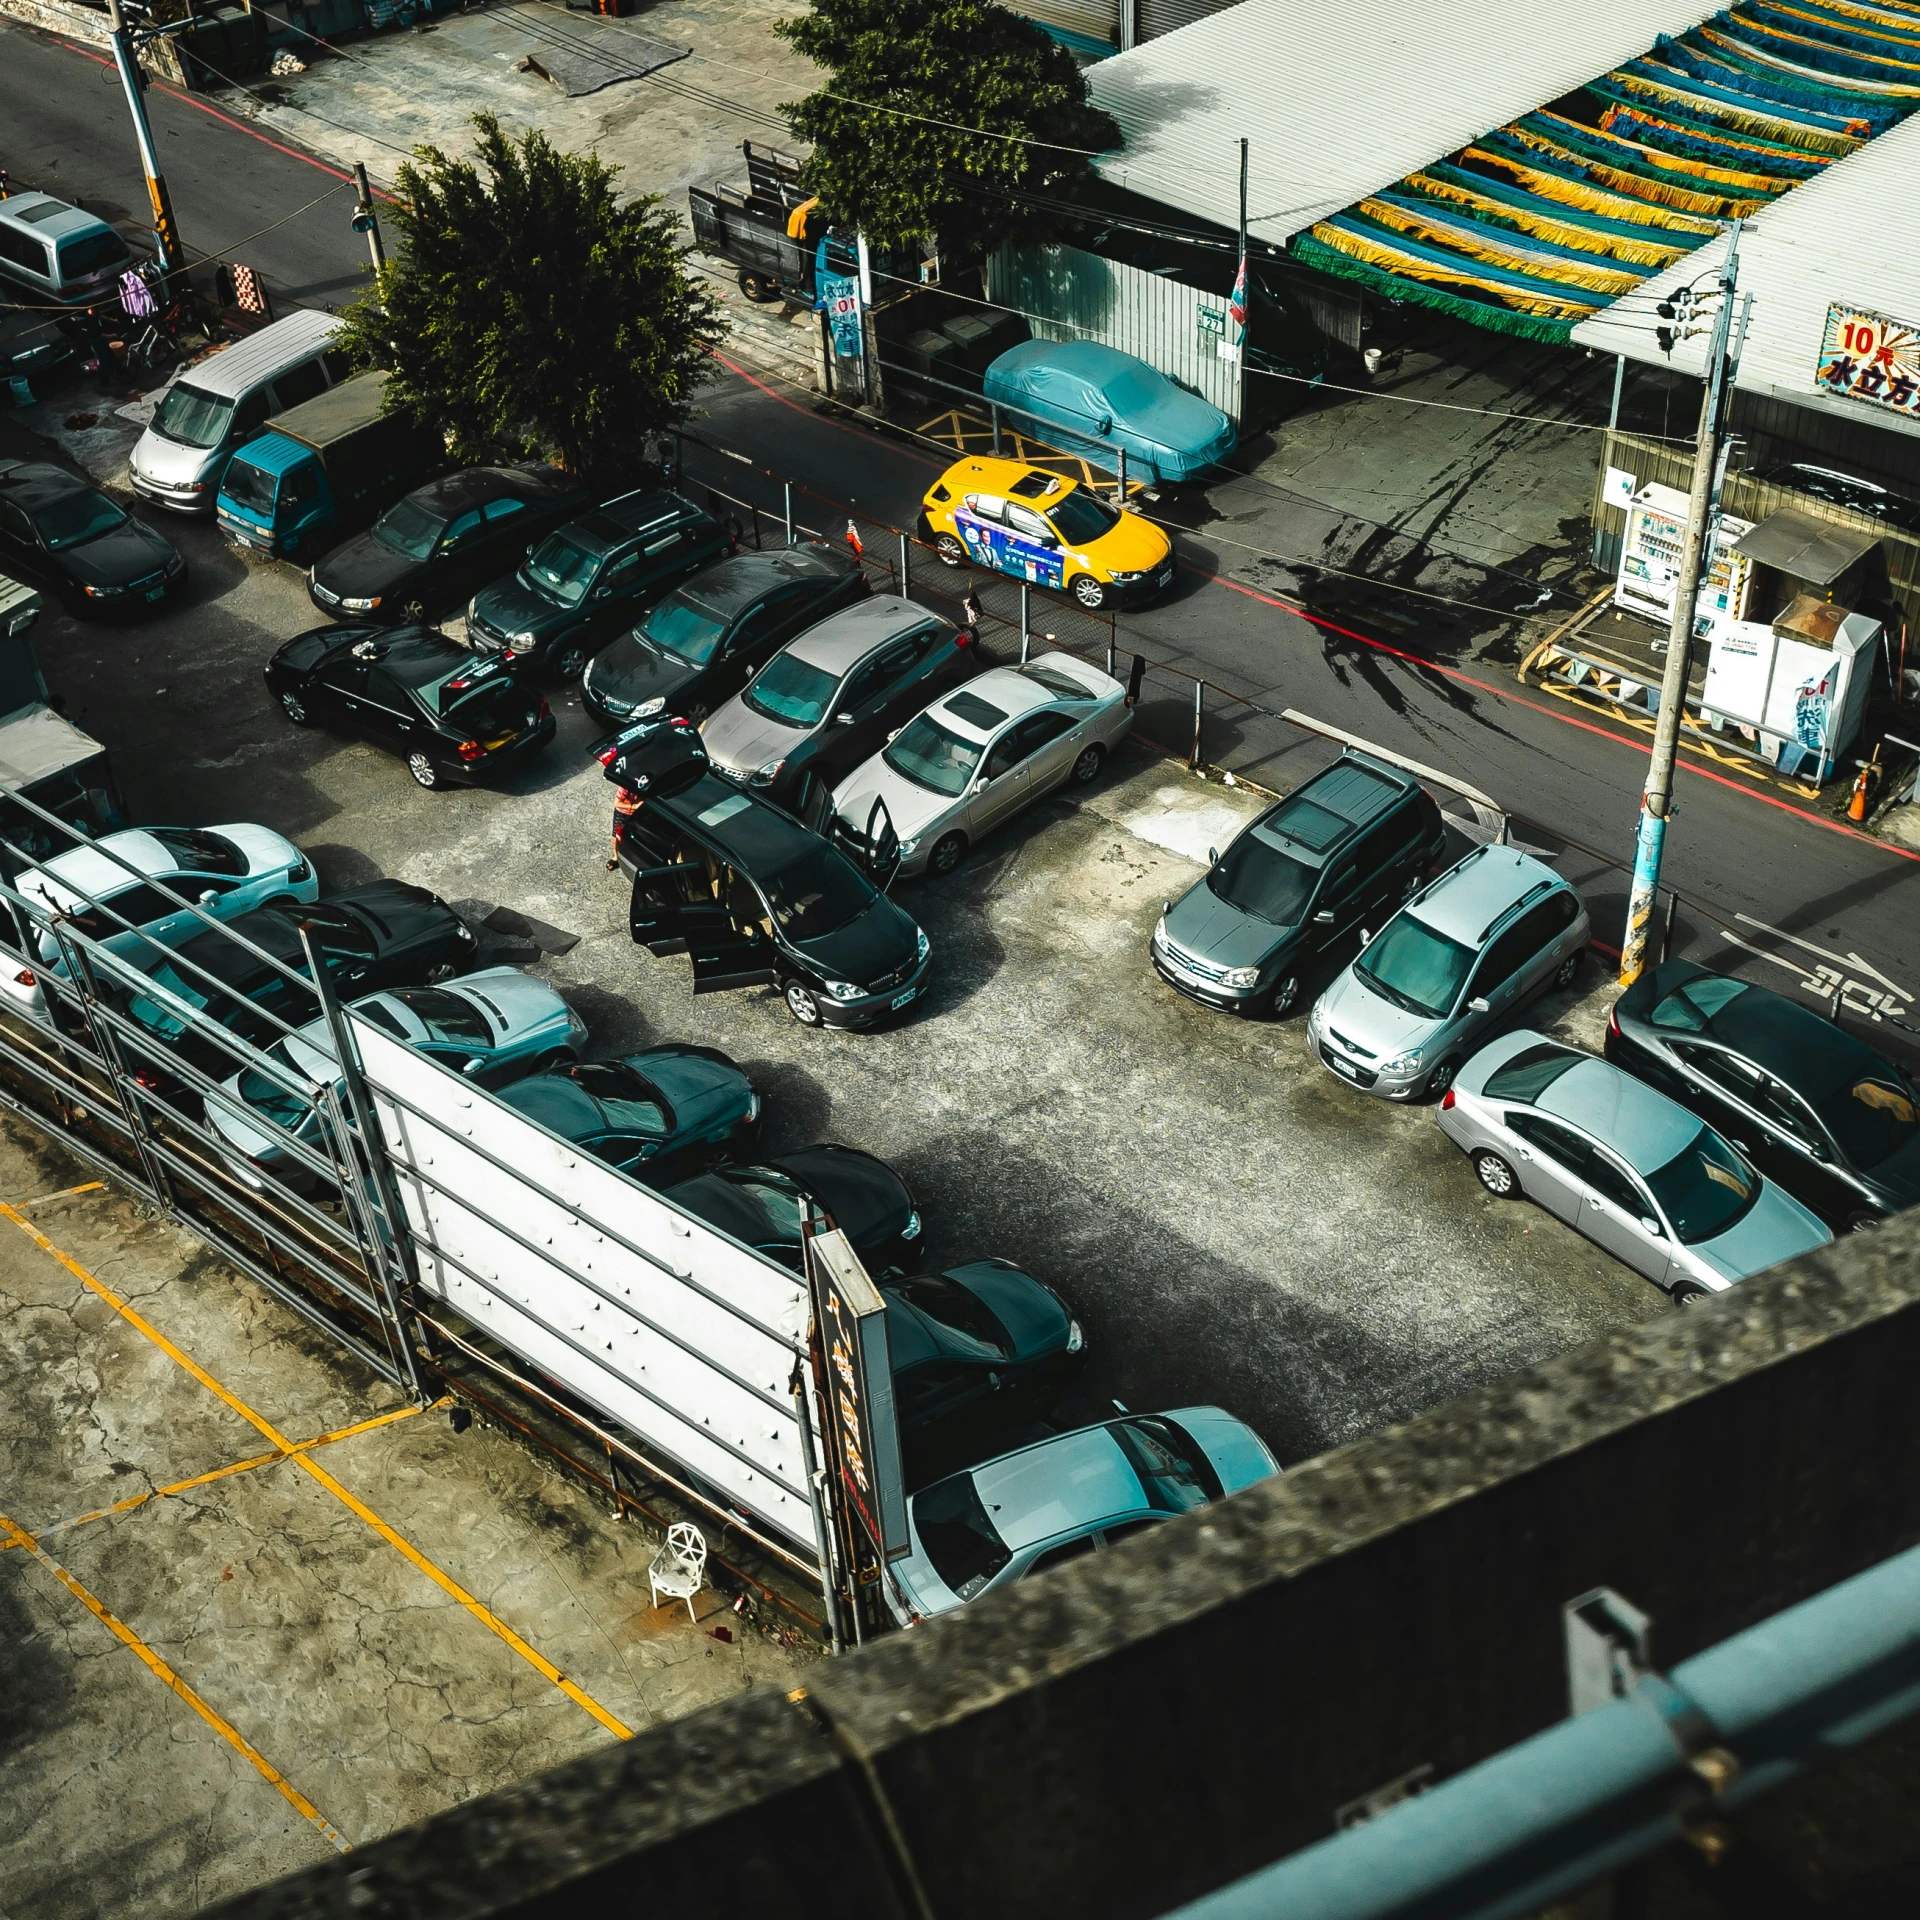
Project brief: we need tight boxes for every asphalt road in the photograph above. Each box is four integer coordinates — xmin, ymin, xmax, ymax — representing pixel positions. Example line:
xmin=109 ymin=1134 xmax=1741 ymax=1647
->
xmin=4 ymin=19 xmax=1914 ymax=1056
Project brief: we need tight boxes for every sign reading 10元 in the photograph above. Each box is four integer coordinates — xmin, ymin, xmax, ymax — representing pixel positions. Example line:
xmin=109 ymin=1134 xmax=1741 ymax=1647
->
xmin=1815 ymin=304 xmax=1920 ymax=422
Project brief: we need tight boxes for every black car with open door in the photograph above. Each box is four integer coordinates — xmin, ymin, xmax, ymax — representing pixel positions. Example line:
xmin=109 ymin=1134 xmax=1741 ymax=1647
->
xmin=604 ymin=717 xmax=927 ymax=1029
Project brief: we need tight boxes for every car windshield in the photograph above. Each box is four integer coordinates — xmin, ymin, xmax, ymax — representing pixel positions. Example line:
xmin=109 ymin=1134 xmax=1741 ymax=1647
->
xmin=884 ymin=712 xmax=983 ymax=797
xmin=1650 ymin=975 xmax=1751 ymax=1032
xmin=149 ymin=827 xmax=245 ymax=875
xmin=59 ymin=231 xmax=129 ymax=278
xmin=1356 ymin=914 xmax=1475 ymax=1019
xmin=221 ymin=459 xmax=277 ymax=516
xmin=1646 ymin=1125 xmax=1760 ymax=1244
xmin=37 ymin=490 xmax=127 ymax=551
xmin=128 ymin=964 xmax=210 ymax=1040
xmin=745 ymin=651 xmax=839 ymax=729
xmin=237 ymin=1041 xmax=319 ymax=1132
xmin=524 ymin=530 xmax=599 ymax=606
xmin=1813 ymin=1070 xmax=1919 ymax=1170
xmin=1207 ymin=836 xmax=1315 ymax=926
xmin=729 ymin=1175 xmax=803 ymax=1243
xmin=641 ymin=593 xmax=727 ymax=666
xmin=151 ymin=381 xmax=233 ymax=450
xmin=914 ymin=1472 xmax=1012 ymax=1600
xmin=1111 ymin=1416 xmax=1221 ymax=1513
xmin=1484 ymin=1043 xmax=1582 ymax=1103
xmin=1048 ymin=490 xmax=1122 ymax=545
xmin=762 ymin=845 xmax=874 ymax=942
xmin=371 ymin=494 xmax=445 ymax=561
xmin=570 ymin=1062 xmax=672 ymax=1136
xmin=891 ymin=1275 xmax=1010 ymax=1359
xmin=387 ymin=987 xmax=488 ymax=1046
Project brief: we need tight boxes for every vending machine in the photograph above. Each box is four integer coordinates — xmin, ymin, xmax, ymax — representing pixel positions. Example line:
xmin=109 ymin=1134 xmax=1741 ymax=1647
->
xmin=1613 ymin=482 xmax=1753 ymax=639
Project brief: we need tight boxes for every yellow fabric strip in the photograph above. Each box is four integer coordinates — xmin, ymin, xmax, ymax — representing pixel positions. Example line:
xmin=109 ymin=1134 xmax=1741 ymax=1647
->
xmin=1355 ymin=198 xmax=1646 ymax=294
xmin=1306 ymin=223 xmax=1601 ymax=320
xmin=1402 ymin=172 xmax=1696 ymax=266
xmin=1605 ymin=66 xmax=1866 ymax=149
xmin=1460 ymin=148 xmax=1728 ymax=231
xmin=1499 ymin=124 xmax=1772 ymax=214
xmin=1744 ymin=0 xmax=1920 ymax=55
xmin=1530 ymin=110 xmax=1802 ymax=191
xmin=1597 ymin=99 xmax=1839 ymax=165
xmin=1704 ymin=19 xmax=1920 ymax=90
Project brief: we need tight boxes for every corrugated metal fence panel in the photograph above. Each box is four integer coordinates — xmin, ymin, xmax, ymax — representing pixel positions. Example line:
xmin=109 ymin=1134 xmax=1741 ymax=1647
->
xmin=986 ymin=241 xmax=1242 ymax=419
xmin=1002 ymin=0 xmax=1119 ymax=51
xmin=356 ymin=1018 xmax=822 ymax=1556
xmin=1136 ymin=0 xmax=1234 ymax=41
xmin=1590 ymin=430 xmax=1920 ymax=631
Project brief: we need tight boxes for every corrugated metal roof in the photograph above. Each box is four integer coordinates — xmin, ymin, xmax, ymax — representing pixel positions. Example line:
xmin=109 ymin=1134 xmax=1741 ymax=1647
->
xmin=1570 ymin=109 xmax=1920 ymax=442
xmin=1087 ymin=0 xmax=1730 ymax=247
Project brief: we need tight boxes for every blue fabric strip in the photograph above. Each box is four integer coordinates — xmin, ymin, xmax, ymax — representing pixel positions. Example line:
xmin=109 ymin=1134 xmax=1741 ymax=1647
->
xmin=1422 ymin=160 xmax=1718 ymax=243
xmin=1618 ymin=52 xmax=1875 ymax=131
xmin=1322 ymin=211 xmax=1612 ymax=303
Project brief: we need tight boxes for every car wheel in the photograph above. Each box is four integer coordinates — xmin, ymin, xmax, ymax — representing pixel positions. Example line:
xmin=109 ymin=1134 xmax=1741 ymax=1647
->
xmin=407 ymin=752 xmax=442 ymax=790
xmin=1472 ymin=1150 xmax=1517 ymax=1197
xmin=1845 ymin=1210 xmax=1881 ymax=1234
xmin=1070 ymin=573 xmax=1107 ymax=611
xmin=738 ymin=269 xmax=776 ymax=303
xmin=424 ymin=960 xmax=458 ymax=984
xmin=1426 ymin=1058 xmax=1461 ymax=1100
xmin=928 ymin=831 xmax=968 ymax=876
xmin=399 ymin=597 xmax=428 ymax=626
xmin=783 ymin=979 xmax=823 ymax=1027
xmin=279 ymin=691 xmax=311 ymax=727
xmin=1070 ymin=742 xmax=1105 ymax=786
xmin=551 ymin=641 xmax=590 ymax=681
xmin=1265 ymin=975 xmax=1300 ymax=1018
xmin=933 ymin=534 xmax=966 ymax=568
xmin=1671 ymin=1281 xmax=1711 ymax=1309
xmin=1553 ymin=948 xmax=1583 ymax=990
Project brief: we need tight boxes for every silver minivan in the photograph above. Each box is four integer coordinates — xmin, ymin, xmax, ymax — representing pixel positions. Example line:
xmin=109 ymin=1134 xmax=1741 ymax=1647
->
xmin=1307 ymin=844 xmax=1587 ymax=1100
xmin=0 ymin=193 xmax=132 ymax=309
xmin=128 ymin=309 xmax=344 ymax=514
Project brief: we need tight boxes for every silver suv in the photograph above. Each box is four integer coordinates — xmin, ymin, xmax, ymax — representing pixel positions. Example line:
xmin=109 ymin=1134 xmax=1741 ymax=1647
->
xmin=1307 ymin=845 xmax=1587 ymax=1100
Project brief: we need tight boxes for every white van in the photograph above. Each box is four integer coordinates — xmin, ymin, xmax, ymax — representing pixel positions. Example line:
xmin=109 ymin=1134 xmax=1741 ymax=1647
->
xmin=128 ymin=309 xmax=346 ymax=515
xmin=0 ymin=193 xmax=133 ymax=309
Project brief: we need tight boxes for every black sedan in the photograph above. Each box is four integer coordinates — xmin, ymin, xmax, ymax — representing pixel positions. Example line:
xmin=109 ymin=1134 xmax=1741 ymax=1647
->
xmin=265 ymin=626 xmax=555 ymax=790
xmin=886 ymin=1261 xmax=1085 ymax=1441
xmin=580 ymin=543 xmax=869 ymax=730
xmin=465 ymin=489 xmax=730 ymax=682
xmin=1607 ymin=958 xmax=1920 ymax=1230
xmin=496 ymin=1046 xmax=759 ymax=1186
xmin=112 ymin=883 xmax=476 ymax=1088
xmin=663 ymin=1145 xmax=921 ymax=1273
xmin=308 ymin=466 xmax=587 ymax=626
xmin=0 ymin=459 xmax=184 ymax=616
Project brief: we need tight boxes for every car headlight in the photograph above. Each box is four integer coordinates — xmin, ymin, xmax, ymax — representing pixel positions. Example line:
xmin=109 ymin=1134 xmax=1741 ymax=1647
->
xmin=630 ymin=696 xmax=665 ymax=719
xmin=82 ymin=582 xmax=126 ymax=598
xmin=512 ymin=631 xmax=536 ymax=647
xmin=341 ymin=595 xmax=381 ymax=613
xmin=746 ymin=1091 xmax=761 ymax=1122
xmin=566 ymin=1009 xmax=588 ymax=1038
xmin=1107 ymin=568 xmax=1147 ymax=585
xmin=455 ymin=923 xmax=476 ymax=943
xmin=748 ymin=759 xmax=786 ymax=788
xmin=286 ymin=857 xmax=311 ymax=886
xmin=164 ymin=553 xmax=185 ymax=575
xmin=916 ymin=927 xmax=930 ymax=964
xmin=897 ymin=837 xmax=919 ymax=857
xmin=901 ymin=1209 xmax=922 ymax=1240
xmin=823 ymin=979 xmax=863 ymax=1001
xmin=1384 ymin=1049 xmax=1424 ymax=1073
xmin=1065 ymin=1318 xmax=1085 ymax=1354
xmin=1152 ymin=916 xmax=1168 ymax=950
xmin=1222 ymin=966 xmax=1261 ymax=989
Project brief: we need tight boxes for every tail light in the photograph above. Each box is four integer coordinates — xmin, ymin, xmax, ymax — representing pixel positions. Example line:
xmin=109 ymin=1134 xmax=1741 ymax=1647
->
xmin=1608 ymin=1004 xmax=1620 ymax=1038
xmin=538 ymin=697 xmax=551 ymax=719
xmin=286 ymin=858 xmax=311 ymax=885
xmin=598 ymin=745 xmax=619 ymax=767
xmin=13 ymin=969 xmax=35 ymax=987
xmin=1440 ymin=1087 xmax=1456 ymax=1111
xmin=133 ymin=1069 xmax=161 ymax=1091
xmin=457 ymin=739 xmax=485 ymax=763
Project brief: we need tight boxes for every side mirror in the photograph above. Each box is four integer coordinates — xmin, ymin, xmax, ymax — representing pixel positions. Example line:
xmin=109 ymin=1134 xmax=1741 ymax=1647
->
xmin=886 ymin=727 xmax=902 ymax=743
xmin=835 ymin=711 xmax=855 ymax=725
xmin=1313 ymin=909 xmax=1335 ymax=926
xmin=460 ymin=1056 xmax=484 ymax=1076
xmin=1207 ymin=846 xmax=1217 ymax=865
xmin=1468 ymin=995 xmax=1491 ymax=1014
xmin=1359 ymin=928 xmax=1372 ymax=947
xmin=1639 ymin=1217 xmax=1662 ymax=1238
xmin=198 ymin=890 xmax=218 ymax=906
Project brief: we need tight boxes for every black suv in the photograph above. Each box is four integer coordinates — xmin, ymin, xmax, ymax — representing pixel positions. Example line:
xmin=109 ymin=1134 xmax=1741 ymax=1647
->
xmin=466 ymin=489 xmax=730 ymax=680
xmin=607 ymin=718 xmax=930 ymax=1030
xmin=1151 ymin=750 xmax=1448 ymax=1017
xmin=581 ymin=542 xmax=869 ymax=729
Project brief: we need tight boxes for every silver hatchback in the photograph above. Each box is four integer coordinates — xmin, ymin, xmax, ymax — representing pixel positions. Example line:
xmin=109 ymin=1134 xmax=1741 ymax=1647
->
xmin=1308 ymin=844 xmax=1587 ymax=1100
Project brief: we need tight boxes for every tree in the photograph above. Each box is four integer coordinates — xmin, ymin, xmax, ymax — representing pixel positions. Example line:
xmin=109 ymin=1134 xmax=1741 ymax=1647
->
xmin=775 ymin=0 xmax=1120 ymax=260
xmin=337 ymin=115 xmax=722 ymax=481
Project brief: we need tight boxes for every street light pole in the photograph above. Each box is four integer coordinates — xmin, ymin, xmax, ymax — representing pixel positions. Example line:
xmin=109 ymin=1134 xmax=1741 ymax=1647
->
xmin=103 ymin=0 xmax=181 ymax=276
xmin=351 ymin=161 xmax=388 ymax=275
xmin=1617 ymin=226 xmax=1745 ymax=987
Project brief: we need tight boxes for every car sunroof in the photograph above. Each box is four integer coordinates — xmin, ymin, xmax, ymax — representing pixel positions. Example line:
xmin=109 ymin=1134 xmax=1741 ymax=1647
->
xmin=946 ymin=691 xmax=1009 ymax=730
xmin=1008 ymin=472 xmax=1058 ymax=499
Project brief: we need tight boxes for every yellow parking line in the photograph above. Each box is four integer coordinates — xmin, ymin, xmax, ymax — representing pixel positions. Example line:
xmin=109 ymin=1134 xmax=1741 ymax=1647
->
xmin=0 ymin=1509 xmax=351 ymax=1852
xmin=16 ymin=1180 xmax=106 ymax=1207
xmin=0 ymin=1204 xmax=635 ymax=1741
xmin=5 ymin=1404 xmax=432 ymax=1549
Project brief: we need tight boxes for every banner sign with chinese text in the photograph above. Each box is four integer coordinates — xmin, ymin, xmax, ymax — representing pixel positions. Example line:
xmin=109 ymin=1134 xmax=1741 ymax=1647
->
xmin=1815 ymin=305 xmax=1920 ymax=421
xmin=808 ymin=1226 xmax=908 ymax=1561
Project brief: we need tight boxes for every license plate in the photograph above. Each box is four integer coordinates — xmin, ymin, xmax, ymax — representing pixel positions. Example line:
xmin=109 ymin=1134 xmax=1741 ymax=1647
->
xmin=145 ymin=586 xmax=165 ymax=602
xmin=1327 ymin=1051 xmax=1362 ymax=1081
xmin=890 ymin=988 xmax=917 ymax=1010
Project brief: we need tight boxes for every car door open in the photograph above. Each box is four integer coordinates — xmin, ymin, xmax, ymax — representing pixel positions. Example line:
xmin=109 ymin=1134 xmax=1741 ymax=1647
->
xmin=685 ymin=900 xmax=778 ymax=994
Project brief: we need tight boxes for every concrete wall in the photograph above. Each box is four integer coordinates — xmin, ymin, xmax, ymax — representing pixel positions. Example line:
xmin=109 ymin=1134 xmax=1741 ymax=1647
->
xmin=202 ymin=1213 xmax=1920 ymax=1920
xmin=0 ymin=0 xmax=192 ymax=87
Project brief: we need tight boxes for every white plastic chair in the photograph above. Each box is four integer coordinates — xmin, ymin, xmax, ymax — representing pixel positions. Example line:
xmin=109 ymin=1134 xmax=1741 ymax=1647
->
xmin=648 ymin=1521 xmax=708 ymax=1623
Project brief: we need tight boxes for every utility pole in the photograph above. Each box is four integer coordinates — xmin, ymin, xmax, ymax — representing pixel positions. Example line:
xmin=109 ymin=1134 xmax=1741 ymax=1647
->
xmin=1617 ymin=225 xmax=1745 ymax=987
xmin=103 ymin=0 xmax=181 ymax=276
xmin=351 ymin=161 xmax=388 ymax=275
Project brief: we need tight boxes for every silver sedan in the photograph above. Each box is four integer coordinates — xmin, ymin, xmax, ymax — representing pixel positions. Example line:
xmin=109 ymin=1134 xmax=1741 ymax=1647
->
xmin=830 ymin=655 xmax=1132 ymax=878
xmin=1437 ymin=1028 xmax=1831 ymax=1304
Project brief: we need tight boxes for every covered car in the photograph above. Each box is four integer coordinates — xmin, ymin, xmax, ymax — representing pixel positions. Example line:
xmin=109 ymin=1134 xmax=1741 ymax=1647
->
xmin=982 ymin=341 xmax=1236 ymax=484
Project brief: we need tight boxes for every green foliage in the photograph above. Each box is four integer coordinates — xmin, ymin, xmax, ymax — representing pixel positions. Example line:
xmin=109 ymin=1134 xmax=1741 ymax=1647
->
xmin=337 ymin=115 xmax=722 ymax=480
xmin=775 ymin=0 xmax=1120 ymax=258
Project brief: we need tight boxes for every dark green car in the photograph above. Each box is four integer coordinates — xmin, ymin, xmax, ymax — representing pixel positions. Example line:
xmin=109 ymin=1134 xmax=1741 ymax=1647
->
xmin=465 ymin=489 xmax=730 ymax=681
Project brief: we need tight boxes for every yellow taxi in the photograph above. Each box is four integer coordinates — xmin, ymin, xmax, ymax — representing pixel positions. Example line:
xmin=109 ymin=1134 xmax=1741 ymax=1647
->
xmin=916 ymin=457 xmax=1175 ymax=611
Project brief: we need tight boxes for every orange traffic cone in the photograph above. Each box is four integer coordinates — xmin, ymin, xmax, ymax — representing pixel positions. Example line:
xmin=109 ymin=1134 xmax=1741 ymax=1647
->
xmin=1847 ymin=751 xmax=1878 ymax=821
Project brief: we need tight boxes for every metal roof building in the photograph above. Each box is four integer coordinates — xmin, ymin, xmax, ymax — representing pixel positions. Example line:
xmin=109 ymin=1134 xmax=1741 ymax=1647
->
xmin=1570 ymin=107 xmax=1920 ymax=443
